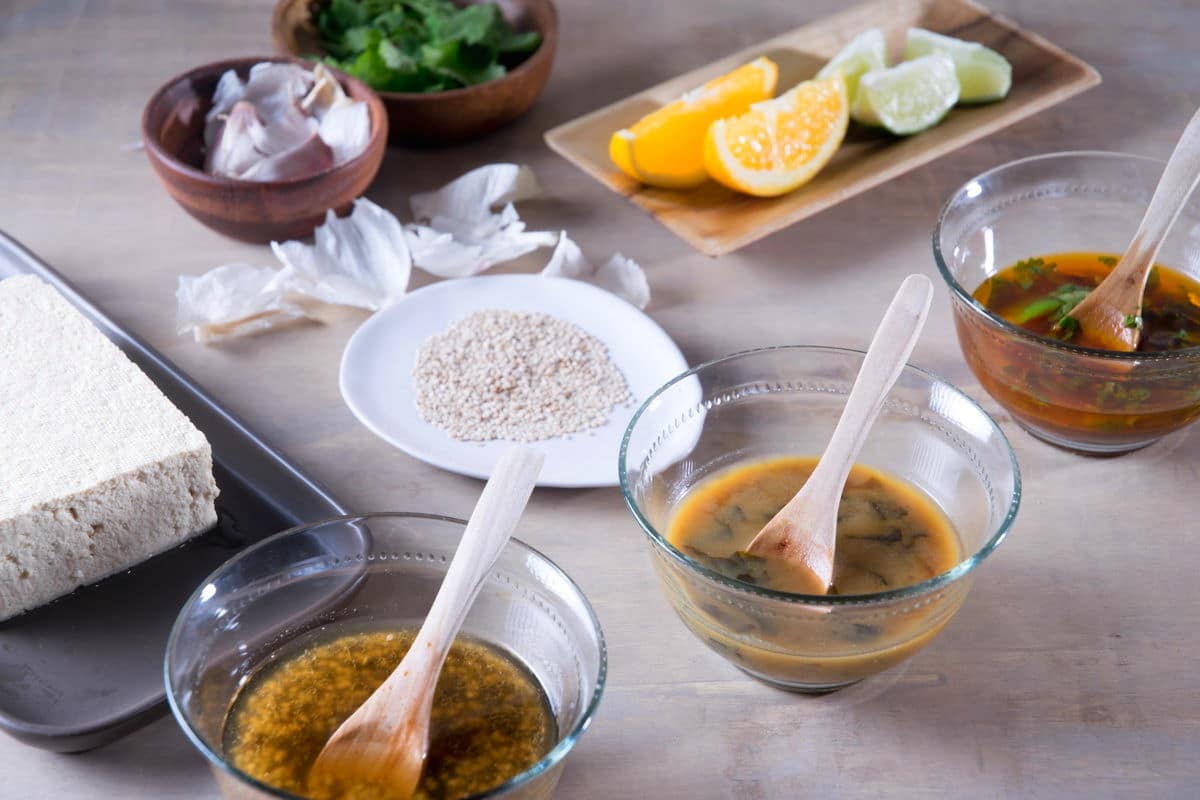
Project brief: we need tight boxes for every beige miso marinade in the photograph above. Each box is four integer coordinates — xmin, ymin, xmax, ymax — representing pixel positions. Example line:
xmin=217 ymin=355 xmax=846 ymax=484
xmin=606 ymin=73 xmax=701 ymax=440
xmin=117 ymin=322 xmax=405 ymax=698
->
xmin=222 ymin=626 xmax=556 ymax=800
xmin=667 ymin=457 xmax=963 ymax=685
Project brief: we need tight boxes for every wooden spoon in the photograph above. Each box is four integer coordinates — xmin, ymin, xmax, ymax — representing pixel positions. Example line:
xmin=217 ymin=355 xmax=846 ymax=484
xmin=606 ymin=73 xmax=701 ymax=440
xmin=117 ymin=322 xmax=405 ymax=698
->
xmin=1059 ymin=107 xmax=1200 ymax=351
xmin=744 ymin=274 xmax=933 ymax=595
xmin=308 ymin=446 xmax=545 ymax=798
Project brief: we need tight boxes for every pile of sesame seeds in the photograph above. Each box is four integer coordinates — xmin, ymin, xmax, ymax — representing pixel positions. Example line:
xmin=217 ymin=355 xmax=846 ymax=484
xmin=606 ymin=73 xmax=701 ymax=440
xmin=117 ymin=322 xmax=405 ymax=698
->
xmin=414 ymin=309 xmax=631 ymax=442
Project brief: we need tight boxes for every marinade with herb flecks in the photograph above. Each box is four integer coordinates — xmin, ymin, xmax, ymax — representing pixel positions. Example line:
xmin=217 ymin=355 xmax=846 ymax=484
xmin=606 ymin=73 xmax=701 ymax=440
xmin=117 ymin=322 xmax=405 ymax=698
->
xmin=973 ymin=252 xmax=1200 ymax=351
xmin=669 ymin=457 xmax=960 ymax=595
xmin=662 ymin=457 xmax=964 ymax=687
xmin=963 ymin=252 xmax=1200 ymax=448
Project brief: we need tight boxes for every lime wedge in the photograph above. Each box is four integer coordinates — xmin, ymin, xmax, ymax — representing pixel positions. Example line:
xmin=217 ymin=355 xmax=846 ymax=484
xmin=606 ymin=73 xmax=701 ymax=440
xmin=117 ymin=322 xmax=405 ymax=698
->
xmin=904 ymin=27 xmax=1012 ymax=103
xmin=817 ymin=27 xmax=887 ymax=103
xmin=851 ymin=54 xmax=959 ymax=134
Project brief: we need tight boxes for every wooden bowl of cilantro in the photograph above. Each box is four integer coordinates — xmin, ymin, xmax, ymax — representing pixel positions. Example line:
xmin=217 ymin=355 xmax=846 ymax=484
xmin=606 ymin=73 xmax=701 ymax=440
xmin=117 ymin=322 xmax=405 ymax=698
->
xmin=273 ymin=0 xmax=556 ymax=144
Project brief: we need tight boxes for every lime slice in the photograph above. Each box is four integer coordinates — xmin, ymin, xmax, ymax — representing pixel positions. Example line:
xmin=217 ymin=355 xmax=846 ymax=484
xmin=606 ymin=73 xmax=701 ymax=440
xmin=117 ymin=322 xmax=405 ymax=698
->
xmin=817 ymin=27 xmax=887 ymax=103
xmin=904 ymin=27 xmax=1012 ymax=103
xmin=851 ymin=54 xmax=959 ymax=134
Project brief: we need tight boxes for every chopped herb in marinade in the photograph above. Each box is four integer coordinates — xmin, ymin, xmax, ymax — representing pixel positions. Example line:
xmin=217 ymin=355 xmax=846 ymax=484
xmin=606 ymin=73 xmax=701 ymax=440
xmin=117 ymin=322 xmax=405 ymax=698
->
xmin=1012 ymin=256 xmax=1056 ymax=289
xmin=670 ymin=457 xmax=960 ymax=596
xmin=684 ymin=547 xmax=770 ymax=585
xmin=968 ymin=251 xmax=1200 ymax=443
xmin=1010 ymin=281 xmax=1091 ymax=331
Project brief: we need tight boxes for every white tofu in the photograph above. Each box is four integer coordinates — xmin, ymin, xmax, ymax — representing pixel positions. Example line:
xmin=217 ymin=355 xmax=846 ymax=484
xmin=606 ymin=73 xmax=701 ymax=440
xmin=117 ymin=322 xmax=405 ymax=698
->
xmin=0 ymin=275 xmax=218 ymax=620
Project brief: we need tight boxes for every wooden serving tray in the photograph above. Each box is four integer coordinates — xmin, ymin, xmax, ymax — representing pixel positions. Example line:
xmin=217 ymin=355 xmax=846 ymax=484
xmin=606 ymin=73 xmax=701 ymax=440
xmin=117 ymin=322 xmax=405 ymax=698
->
xmin=544 ymin=0 xmax=1100 ymax=256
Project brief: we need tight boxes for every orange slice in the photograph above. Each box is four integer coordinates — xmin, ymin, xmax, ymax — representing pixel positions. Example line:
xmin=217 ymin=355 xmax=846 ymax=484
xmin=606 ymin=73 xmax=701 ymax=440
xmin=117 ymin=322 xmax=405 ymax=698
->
xmin=703 ymin=74 xmax=849 ymax=197
xmin=609 ymin=57 xmax=779 ymax=189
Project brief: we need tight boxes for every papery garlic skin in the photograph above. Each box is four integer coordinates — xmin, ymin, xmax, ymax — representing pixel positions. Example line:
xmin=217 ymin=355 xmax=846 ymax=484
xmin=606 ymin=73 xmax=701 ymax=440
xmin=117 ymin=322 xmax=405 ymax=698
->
xmin=176 ymin=263 xmax=313 ymax=343
xmin=177 ymin=166 xmax=652 ymax=344
xmin=271 ymin=198 xmax=413 ymax=311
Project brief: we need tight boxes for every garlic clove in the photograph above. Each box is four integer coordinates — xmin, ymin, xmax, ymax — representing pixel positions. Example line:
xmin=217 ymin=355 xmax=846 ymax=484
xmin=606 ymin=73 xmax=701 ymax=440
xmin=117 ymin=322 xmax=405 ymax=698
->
xmin=205 ymin=101 xmax=267 ymax=178
xmin=318 ymin=100 xmax=370 ymax=165
xmin=239 ymin=132 xmax=334 ymax=182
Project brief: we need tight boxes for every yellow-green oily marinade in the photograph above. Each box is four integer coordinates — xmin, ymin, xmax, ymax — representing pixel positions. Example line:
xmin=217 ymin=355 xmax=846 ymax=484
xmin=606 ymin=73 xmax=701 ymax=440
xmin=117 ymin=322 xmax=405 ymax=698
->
xmin=223 ymin=627 xmax=557 ymax=800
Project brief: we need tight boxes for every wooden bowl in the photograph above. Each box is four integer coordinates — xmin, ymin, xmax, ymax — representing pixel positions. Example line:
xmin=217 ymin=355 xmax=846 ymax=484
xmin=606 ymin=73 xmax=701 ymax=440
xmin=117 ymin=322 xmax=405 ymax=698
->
xmin=141 ymin=56 xmax=388 ymax=243
xmin=271 ymin=0 xmax=557 ymax=145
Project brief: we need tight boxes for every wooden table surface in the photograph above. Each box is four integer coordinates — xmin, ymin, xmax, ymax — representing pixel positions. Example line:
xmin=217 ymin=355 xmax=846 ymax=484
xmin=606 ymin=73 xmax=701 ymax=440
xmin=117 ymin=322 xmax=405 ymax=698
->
xmin=2 ymin=0 xmax=1198 ymax=797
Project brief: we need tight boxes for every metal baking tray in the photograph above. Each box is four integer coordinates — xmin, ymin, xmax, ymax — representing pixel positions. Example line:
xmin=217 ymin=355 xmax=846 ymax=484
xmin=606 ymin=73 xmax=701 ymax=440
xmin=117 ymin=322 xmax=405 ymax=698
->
xmin=0 ymin=231 xmax=351 ymax=753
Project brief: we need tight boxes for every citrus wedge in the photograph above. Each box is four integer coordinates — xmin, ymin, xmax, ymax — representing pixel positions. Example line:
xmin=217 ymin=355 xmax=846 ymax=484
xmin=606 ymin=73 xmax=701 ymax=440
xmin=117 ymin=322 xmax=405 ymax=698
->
xmin=850 ymin=54 xmax=959 ymax=134
xmin=904 ymin=28 xmax=1012 ymax=103
xmin=609 ymin=57 xmax=779 ymax=189
xmin=817 ymin=27 xmax=887 ymax=104
xmin=704 ymin=73 xmax=849 ymax=197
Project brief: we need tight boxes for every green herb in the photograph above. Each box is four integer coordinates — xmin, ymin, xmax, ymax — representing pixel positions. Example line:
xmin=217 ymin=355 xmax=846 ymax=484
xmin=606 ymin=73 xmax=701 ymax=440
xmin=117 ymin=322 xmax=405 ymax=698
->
xmin=1012 ymin=256 xmax=1055 ymax=289
xmin=316 ymin=0 xmax=542 ymax=93
xmin=1053 ymin=316 xmax=1081 ymax=341
xmin=1014 ymin=282 xmax=1090 ymax=329
xmin=1097 ymin=255 xmax=1118 ymax=267
xmin=684 ymin=547 xmax=770 ymax=586
xmin=1123 ymin=314 xmax=1142 ymax=329
xmin=1014 ymin=297 xmax=1066 ymax=324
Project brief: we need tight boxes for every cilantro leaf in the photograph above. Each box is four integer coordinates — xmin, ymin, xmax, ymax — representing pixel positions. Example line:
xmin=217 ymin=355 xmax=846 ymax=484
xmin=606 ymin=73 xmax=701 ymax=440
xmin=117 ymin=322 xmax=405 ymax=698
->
xmin=1012 ymin=257 xmax=1055 ymax=289
xmin=438 ymin=3 xmax=501 ymax=45
xmin=321 ymin=0 xmax=369 ymax=33
xmin=1052 ymin=316 xmax=1081 ymax=341
xmin=497 ymin=29 xmax=542 ymax=53
xmin=315 ymin=0 xmax=540 ymax=93
xmin=334 ymin=45 xmax=395 ymax=89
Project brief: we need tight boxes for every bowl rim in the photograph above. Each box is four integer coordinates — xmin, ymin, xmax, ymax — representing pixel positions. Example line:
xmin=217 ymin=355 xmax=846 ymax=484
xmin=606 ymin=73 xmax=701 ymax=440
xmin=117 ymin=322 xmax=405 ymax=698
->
xmin=140 ymin=55 xmax=388 ymax=189
xmin=270 ymin=0 xmax=559 ymax=102
xmin=933 ymin=149 xmax=1200 ymax=361
xmin=618 ymin=344 xmax=1022 ymax=606
xmin=164 ymin=511 xmax=607 ymax=800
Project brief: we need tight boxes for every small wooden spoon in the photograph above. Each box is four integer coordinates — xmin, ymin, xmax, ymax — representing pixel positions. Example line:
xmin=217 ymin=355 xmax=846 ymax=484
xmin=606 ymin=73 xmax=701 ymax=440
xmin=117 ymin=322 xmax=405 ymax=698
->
xmin=1060 ymin=107 xmax=1200 ymax=351
xmin=744 ymin=274 xmax=933 ymax=595
xmin=308 ymin=446 xmax=545 ymax=798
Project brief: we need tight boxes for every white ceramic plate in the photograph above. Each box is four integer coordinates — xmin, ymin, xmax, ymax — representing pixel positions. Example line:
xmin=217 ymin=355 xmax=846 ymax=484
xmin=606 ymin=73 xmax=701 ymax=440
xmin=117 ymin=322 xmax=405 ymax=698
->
xmin=340 ymin=275 xmax=690 ymax=487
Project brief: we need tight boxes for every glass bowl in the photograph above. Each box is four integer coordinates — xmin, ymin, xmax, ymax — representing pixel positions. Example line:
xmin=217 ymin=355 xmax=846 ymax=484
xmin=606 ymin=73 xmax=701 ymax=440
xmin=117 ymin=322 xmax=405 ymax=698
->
xmin=935 ymin=150 xmax=1200 ymax=454
xmin=619 ymin=346 xmax=1020 ymax=693
xmin=165 ymin=513 xmax=605 ymax=800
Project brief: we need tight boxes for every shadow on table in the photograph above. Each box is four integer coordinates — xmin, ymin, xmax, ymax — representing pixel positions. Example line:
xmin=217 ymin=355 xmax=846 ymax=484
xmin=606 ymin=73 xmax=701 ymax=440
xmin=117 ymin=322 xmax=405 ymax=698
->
xmin=66 ymin=716 xmax=212 ymax=788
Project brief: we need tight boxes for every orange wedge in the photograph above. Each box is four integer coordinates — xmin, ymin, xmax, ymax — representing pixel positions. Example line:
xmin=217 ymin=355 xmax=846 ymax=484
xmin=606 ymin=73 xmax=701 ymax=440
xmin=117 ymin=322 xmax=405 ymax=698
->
xmin=609 ymin=57 xmax=779 ymax=189
xmin=704 ymin=74 xmax=849 ymax=197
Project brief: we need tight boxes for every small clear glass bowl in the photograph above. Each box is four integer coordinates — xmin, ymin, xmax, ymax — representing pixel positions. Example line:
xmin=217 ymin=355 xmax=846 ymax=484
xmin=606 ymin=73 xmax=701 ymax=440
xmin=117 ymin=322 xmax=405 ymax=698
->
xmin=619 ymin=346 xmax=1020 ymax=693
xmin=935 ymin=150 xmax=1200 ymax=454
xmin=165 ymin=513 xmax=606 ymax=800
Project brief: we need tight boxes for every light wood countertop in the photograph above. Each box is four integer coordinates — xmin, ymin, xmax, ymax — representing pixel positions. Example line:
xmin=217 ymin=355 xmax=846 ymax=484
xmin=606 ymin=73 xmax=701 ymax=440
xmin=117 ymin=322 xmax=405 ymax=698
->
xmin=1 ymin=0 xmax=1198 ymax=796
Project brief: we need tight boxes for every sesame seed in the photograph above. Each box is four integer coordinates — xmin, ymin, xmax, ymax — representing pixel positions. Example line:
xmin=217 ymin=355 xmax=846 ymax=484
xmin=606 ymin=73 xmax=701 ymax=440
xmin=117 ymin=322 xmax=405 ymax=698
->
xmin=414 ymin=310 xmax=631 ymax=442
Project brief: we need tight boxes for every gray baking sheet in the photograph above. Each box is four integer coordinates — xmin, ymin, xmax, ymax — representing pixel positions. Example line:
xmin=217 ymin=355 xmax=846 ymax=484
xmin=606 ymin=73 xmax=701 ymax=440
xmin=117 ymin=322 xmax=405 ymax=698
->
xmin=0 ymin=231 xmax=350 ymax=752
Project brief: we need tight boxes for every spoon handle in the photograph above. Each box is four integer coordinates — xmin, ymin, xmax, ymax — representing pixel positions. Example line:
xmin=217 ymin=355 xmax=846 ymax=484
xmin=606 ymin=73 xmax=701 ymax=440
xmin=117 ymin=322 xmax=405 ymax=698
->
xmin=418 ymin=447 xmax=544 ymax=662
xmin=804 ymin=275 xmax=933 ymax=501
xmin=1122 ymin=106 xmax=1200 ymax=282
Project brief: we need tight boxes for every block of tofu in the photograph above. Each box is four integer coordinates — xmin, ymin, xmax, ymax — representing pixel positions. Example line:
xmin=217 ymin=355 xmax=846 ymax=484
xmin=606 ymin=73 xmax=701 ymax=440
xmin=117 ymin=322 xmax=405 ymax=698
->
xmin=0 ymin=275 xmax=219 ymax=621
